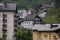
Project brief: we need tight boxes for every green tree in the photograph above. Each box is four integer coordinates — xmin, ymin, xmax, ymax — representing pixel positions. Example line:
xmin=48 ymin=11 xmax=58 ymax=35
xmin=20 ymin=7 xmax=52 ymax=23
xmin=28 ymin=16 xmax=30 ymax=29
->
xmin=17 ymin=27 xmax=32 ymax=40
xmin=0 ymin=38 xmax=2 ymax=40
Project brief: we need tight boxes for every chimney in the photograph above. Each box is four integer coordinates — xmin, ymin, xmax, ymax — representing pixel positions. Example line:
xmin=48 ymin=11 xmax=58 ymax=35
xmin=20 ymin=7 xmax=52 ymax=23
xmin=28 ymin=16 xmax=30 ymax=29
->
xmin=51 ymin=24 xmax=58 ymax=28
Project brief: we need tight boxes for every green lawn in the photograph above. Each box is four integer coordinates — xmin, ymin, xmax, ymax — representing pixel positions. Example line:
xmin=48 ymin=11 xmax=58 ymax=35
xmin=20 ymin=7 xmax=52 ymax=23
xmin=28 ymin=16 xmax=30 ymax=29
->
xmin=42 ymin=8 xmax=60 ymax=23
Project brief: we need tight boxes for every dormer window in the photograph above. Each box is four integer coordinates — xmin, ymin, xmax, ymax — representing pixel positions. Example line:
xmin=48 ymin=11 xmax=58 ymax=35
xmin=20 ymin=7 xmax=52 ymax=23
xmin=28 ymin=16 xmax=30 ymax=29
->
xmin=35 ymin=18 xmax=39 ymax=20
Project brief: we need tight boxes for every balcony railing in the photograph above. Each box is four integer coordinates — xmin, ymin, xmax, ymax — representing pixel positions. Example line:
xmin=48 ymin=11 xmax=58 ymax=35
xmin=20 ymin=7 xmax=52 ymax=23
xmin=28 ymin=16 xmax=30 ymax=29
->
xmin=3 ymin=24 xmax=7 ymax=28
xmin=3 ymin=19 xmax=7 ymax=23
xmin=3 ymin=13 xmax=7 ymax=18
xmin=14 ymin=25 xmax=17 ymax=27
xmin=3 ymin=34 xmax=7 ymax=40
xmin=2 ymin=28 xmax=7 ymax=32
xmin=14 ymin=18 xmax=17 ymax=21
xmin=14 ymin=28 xmax=17 ymax=32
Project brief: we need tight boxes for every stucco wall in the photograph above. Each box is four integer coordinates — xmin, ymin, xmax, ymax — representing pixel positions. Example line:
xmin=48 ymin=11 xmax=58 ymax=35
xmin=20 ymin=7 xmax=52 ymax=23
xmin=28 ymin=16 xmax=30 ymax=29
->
xmin=0 ymin=12 xmax=3 ymax=38
xmin=7 ymin=12 xmax=14 ymax=40
xmin=33 ymin=31 xmax=58 ymax=40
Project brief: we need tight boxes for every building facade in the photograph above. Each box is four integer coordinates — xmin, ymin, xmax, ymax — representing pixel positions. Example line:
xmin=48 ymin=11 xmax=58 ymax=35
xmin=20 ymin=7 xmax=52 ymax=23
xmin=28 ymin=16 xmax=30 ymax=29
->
xmin=18 ymin=10 xmax=31 ymax=25
xmin=0 ymin=3 xmax=17 ymax=40
xmin=33 ymin=31 xmax=58 ymax=40
xmin=20 ymin=14 xmax=60 ymax=40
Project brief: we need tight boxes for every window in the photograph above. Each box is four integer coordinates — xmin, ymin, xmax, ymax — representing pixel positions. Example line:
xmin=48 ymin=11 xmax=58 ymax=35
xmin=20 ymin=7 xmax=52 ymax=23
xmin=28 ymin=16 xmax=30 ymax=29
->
xmin=53 ymin=33 xmax=57 ymax=35
xmin=35 ymin=18 xmax=39 ymax=20
xmin=38 ymin=38 xmax=41 ymax=40
xmin=3 ymin=34 xmax=7 ymax=39
xmin=3 ymin=24 xmax=7 ymax=28
xmin=39 ymin=22 xmax=40 ymax=23
xmin=53 ymin=33 xmax=57 ymax=40
xmin=3 ymin=19 xmax=7 ymax=23
xmin=3 ymin=13 xmax=7 ymax=18
xmin=44 ymin=33 xmax=48 ymax=38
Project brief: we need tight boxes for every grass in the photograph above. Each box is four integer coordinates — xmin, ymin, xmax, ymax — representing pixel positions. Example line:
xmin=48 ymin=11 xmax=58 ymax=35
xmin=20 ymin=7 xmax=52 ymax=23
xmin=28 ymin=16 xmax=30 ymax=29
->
xmin=42 ymin=8 xmax=60 ymax=23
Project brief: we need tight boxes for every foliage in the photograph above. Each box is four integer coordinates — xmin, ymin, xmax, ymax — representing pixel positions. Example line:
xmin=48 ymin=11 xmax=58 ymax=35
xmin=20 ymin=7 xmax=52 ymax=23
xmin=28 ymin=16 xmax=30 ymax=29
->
xmin=0 ymin=0 xmax=52 ymax=9
xmin=0 ymin=38 xmax=2 ymax=40
xmin=17 ymin=27 xmax=32 ymax=40
xmin=42 ymin=8 xmax=60 ymax=23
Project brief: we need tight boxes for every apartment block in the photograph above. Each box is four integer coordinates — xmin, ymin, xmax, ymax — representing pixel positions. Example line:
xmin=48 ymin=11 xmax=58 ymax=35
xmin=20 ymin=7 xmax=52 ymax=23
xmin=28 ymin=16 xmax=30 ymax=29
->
xmin=0 ymin=3 xmax=17 ymax=40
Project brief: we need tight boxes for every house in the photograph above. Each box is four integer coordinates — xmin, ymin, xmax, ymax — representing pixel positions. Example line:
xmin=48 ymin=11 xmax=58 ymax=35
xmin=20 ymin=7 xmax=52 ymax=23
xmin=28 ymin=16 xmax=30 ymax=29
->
xmin=0 ymin=3 xmax=17 ymax=40
xmin=32 ymin=24 xmax=60 ymax=40
xmin=20 ymin=14 xmax=60 ymax=40
xmin=18 ymin=10 xmax=31 ymax=25
xmin=18 ymin=10 xmax=31 ymax=18
xmin=38 ymin=10 xmax=47 ymax=17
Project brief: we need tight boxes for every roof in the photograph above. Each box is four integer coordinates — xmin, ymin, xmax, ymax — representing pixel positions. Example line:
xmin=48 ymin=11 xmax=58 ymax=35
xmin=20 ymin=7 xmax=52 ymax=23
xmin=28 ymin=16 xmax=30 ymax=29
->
xmin=18 ymin=10 xmax=27 ymax=13
xmin=24 ymin=14 xmax=36 ymax=21
xmin=32 ymin=24 xmax=60 ymax=31
xmin=0 ymin=3 xmax=17 ymax=11
xmin=19 ymin=13 xmax=60 ymax=31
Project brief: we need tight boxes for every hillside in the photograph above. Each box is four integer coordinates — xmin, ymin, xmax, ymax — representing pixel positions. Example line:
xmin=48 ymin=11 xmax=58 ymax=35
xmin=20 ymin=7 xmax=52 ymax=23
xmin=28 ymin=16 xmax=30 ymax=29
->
xmin=0 ymin=0 xmax=52 ymax=9
xmin=0 ymin=0 xmax=60 ymax=23
xmin=42 ymin=8 xmax=60 ymax=23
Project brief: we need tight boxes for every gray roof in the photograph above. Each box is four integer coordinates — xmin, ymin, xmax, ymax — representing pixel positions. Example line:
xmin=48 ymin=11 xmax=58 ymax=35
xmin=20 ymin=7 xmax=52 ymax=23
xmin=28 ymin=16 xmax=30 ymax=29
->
xmin=32 ymin=24 xmax=60 ymax=31
xmin=24 ymin=14 xmax=36 ymax=21
xmin=0 ymin=3 xmax=17 ymax=11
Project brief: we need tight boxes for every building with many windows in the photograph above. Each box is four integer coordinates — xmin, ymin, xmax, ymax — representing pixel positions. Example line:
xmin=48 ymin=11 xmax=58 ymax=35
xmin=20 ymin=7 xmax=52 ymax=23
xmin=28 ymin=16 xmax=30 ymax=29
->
xmin=0 ymin=3 xmax=17 ymax=40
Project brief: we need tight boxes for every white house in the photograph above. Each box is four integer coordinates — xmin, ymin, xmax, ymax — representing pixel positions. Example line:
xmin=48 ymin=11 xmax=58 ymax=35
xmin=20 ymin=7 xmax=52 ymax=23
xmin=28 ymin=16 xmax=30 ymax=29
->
xmin=18 ymin=10 xmax=31 ymax=18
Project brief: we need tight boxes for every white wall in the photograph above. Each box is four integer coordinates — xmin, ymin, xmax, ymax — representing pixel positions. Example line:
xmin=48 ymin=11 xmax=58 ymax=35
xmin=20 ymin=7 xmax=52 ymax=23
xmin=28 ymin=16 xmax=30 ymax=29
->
xmin=18 ymin=10 xmax=31 ymax=18
xmin=21 ymin=21 xmax=33 ymax=29
xmin=7 ymin=12 xmax=14 ymax=40
xmin=0 ymin=12 xmax=3 ymax=38
xmin=38 ymin=12 xmax=47 ymax=17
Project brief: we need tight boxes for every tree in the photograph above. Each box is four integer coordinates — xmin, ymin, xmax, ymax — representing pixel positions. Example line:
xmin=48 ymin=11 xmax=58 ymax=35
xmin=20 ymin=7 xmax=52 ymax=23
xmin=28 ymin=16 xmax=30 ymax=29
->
xmin=0 ymin=38 xmax=2 ymax=40
xmin=17 ymin=27 xmax=32 ymax=40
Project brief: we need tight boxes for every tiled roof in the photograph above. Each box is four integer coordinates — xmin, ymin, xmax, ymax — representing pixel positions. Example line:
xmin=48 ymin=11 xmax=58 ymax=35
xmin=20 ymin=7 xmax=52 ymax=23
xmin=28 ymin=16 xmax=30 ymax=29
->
xmin=24 ymin=14 xmax=36 ymax=21
xmin=0 ymin=3 xmax=17 ymax=11
xmin=32 ymin=24 xmax=60 ymax=31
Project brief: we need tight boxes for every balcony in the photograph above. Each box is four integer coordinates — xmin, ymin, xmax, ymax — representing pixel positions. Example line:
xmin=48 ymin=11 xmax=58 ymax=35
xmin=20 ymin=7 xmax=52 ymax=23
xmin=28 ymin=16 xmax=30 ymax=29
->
xmin=3 ymin=19 xmax=7 ymax=23
xmin=14 ymin=27 xmax=17 ymax=32
xmin=14 ymin=14 xmax=19 ymax=17
xmin=14 ymin=34 xmax=17 ymax=37
xmin=14 ymin=18 xmax=17 ymax=20
xmin=14 ymin=20 xmax=17 ymax=25
xmin=14 ymin=15 xmax=17 ymax=18
xmin=14 ymin=25 xmax=17 ymax=27
xmin=3 ymin=30 xmax=7 ymax=33
xmin=3 ymin=13 xmax=7 ymax=18
xmin=14 ymin=22 xmax=17 ymax=25
xmin=2 ymin=28 xmax=7 ymax=32
xmin=3 ymin=24 xmax=7 ymax=28
xmin=18 ymin=22 xmax=21 ymax=25
xmin=3 ymin=33 xmax=7 ymax=37
xmin=3 ymin=34 xmax=7 ymax=40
